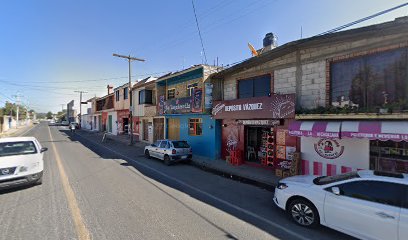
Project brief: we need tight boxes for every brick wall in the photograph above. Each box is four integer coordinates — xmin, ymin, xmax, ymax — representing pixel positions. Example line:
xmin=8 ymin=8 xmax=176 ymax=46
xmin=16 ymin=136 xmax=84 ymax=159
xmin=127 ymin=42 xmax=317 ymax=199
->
xmin=218 ymin=31 xmax=408 ymax=109
xmin=274 ymin=67 xmax=296 ymax=94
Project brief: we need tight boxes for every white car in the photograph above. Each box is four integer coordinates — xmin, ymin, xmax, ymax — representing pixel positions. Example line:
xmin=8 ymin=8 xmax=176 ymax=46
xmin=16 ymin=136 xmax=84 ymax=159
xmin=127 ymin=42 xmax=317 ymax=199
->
xmin=274 ymin=170 xmax=408 ymax=240
xmin=144 ymin=140 xmax=192 ymax=165
xmin=0 ymin=137 xmax=47 ymax=190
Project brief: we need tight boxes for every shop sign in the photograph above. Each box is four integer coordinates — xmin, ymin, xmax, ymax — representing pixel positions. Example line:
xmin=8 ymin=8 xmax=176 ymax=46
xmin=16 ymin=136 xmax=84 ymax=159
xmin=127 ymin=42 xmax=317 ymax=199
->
xmin=237 ymin=119 xmax=280 ymax=126
xmin=314 ymin=139 xmax=344 ymax=159
xmin=212 ymin=94 xmax=295 ymax=119
xmin=163 ymin=97 xmax=192 ymax=114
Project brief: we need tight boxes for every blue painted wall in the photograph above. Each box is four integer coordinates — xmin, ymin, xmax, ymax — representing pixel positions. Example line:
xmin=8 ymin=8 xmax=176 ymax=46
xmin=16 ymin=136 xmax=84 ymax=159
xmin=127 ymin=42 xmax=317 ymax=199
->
xmin=165 ymin=114 xmax=220 ymax=159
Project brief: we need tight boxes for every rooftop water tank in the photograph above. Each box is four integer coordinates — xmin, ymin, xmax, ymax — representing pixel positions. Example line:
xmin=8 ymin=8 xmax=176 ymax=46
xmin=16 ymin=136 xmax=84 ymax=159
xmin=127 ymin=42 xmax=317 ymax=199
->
xmin=263 ymin=33 xmax=277 ymax=48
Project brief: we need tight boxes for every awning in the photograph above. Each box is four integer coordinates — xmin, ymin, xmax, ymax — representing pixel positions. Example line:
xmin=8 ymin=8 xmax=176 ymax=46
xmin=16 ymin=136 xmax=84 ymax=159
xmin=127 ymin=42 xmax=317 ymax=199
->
xmin=289 ymin=120 xmax=408 ymax=141
xmin=288 ymin=121 xmax=341 ymax=139
xmin=342 ymin=121 xmax=408 ymax=141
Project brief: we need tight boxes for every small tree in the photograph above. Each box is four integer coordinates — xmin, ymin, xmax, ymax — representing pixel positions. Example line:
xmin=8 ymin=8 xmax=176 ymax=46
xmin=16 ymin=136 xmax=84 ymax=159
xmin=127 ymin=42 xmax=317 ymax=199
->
xmin=46 ymin=111 xmax=53 ymax=119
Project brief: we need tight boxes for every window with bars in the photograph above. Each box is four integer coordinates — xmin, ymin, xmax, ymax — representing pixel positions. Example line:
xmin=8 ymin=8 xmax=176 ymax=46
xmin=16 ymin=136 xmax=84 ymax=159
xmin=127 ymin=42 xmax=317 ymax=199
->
xmin=167 ymin=88 xmax=176 ymax=99
xmin=189 ymin=118 xmax=202 ymax=136
xmin=187 ymin=83 xmax=198 ymax=96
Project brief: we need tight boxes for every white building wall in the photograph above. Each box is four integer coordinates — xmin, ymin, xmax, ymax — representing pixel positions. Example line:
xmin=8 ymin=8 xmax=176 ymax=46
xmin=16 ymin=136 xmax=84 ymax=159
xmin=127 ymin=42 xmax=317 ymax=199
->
xmin=133 ymin=89 xmax=145 ymax=117
xmin=301 ymin=137 xmax=369 ymax=176
xmin=108 ymin=111 xmax=118 ymax=135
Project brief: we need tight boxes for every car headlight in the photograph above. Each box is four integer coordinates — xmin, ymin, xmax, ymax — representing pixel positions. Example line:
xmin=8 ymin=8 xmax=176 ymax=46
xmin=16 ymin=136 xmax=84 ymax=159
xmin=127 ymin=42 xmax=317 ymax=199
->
xmin=20 ymin=166 xmax=28 ymax=172
xmin=277 ymin=182 xmax=288 ymax=190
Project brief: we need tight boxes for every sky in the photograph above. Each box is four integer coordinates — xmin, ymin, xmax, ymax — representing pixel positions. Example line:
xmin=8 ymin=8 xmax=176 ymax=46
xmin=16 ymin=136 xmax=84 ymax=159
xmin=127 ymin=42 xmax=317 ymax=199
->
xmin=0 ymin=0 xmax=407 ymax=113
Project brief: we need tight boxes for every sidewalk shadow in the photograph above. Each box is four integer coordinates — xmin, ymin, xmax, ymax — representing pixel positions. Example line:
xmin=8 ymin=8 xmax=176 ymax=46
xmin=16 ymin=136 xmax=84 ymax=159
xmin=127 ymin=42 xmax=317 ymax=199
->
xmin=59 ymin=129 xmax=355 ymax=240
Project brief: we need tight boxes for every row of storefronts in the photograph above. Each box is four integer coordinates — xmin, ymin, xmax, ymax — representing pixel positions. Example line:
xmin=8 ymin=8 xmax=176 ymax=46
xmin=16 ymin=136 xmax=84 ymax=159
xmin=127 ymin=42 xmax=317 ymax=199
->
xmin=207 ymin=17 xmax=408 ymax=176
xmin=81 ymin=17 xmax=408 ymax=176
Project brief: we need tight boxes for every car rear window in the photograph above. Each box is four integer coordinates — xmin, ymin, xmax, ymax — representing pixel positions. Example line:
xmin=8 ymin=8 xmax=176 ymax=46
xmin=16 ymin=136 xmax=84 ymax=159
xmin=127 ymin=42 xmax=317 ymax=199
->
xmin=0 ymin=141 xmax=38 ymax=157
xmin=172 ymin=141 xmax=190 ymax=148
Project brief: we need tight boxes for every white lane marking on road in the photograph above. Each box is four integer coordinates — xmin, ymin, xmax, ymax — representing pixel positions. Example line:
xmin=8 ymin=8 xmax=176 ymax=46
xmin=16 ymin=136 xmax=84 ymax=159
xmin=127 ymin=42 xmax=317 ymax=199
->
xmin=76 ymin=133 xmax=311 ymax=240
xmin=48 ymin=127 xmax=91 ymax=240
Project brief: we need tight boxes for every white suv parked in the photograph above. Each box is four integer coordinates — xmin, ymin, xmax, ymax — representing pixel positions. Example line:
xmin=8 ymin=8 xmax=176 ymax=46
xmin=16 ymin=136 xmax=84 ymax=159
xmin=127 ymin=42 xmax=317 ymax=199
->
xmin=274 ymin=170 xmax=407 ymax=240
xmin=0 ymin=137 xmax=47 ymax=190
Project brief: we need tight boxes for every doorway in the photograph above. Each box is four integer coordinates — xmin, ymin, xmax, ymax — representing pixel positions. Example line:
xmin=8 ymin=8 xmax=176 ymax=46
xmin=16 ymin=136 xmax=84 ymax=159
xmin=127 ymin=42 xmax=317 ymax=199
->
xmin=245 ymin=126 xmax=274 ymax=165
xmin=123 ymin=118 xmax=129 ymax=134
xmin=143 ymin=119 xmax=149 ymax=141
xmin=168 ymin=118 xmax=180 ymax=140
xmin=153 ymin=118 xmax=164 ymax=141
xmin=108 ymin=115 xmax=113 ymax=133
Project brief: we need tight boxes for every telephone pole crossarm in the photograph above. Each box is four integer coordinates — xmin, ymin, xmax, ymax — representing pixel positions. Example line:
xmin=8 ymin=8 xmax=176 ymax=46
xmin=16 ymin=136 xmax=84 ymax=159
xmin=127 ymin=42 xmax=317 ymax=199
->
xmin=113 ymin=53 xmax=145 ymax=145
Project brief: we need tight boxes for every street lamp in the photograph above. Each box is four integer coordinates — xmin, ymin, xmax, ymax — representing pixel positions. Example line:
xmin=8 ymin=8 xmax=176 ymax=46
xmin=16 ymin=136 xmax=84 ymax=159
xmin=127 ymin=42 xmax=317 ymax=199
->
xmin=113 ymin=53 xmax=145 ymax=145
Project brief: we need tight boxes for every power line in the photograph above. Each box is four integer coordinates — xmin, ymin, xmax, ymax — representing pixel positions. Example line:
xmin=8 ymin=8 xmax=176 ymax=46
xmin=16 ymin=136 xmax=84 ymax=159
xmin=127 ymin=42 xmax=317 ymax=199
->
xmin=151 ymin=0 xmax=270 ymax=53
xmin=192 ymin=0 xmax=208 ymax=64
xmin=0 ymin=70 xmax=171 ymax=84
xmin=317 ymin=2 xmax=408 ymax=36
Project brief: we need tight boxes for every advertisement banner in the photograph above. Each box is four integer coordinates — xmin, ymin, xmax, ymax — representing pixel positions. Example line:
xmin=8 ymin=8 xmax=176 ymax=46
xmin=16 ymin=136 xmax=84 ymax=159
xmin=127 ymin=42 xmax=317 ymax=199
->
xmin=204 ymin=83 xmax=213 ymax=110
xmin=158 ymin=95 xmax=165 ymax=115
xmin=192 ymin=88 xmax=203 ymax=113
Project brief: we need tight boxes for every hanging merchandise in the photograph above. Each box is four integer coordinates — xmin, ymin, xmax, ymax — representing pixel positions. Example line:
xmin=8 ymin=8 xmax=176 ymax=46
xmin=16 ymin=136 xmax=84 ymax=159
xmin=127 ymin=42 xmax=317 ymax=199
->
xmin=266 ymin=127 xmax=275 ymax=166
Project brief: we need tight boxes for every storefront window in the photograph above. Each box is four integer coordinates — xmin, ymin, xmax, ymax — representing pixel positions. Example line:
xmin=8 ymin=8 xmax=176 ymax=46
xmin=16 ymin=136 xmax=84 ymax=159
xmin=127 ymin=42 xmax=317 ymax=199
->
xmin=370 ymin=140 xmax=408 ymax=173
xmin=189 ymin=118 xmax=202 ymax=136
xmin=238 ymin=75 xmax=271 ymax=99
xmin=331 ymin=48 xmax=408 ymax=111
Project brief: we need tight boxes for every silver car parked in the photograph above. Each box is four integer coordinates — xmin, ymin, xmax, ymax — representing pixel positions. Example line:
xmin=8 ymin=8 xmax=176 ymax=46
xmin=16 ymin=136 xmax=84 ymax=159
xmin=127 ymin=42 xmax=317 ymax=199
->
xmin=144 ymin=140 xmax=192 ymax=165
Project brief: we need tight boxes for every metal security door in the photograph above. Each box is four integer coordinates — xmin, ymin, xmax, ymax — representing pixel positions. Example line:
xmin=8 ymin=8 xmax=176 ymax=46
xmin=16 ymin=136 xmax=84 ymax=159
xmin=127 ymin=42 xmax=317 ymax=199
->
xmin=168 ymin=118 xmax=180 ymax=140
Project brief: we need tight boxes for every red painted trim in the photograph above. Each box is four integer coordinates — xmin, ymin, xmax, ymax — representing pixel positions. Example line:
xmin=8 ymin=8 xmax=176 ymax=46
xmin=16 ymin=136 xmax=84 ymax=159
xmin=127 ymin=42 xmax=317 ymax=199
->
xmin=327 ymin=164 xmax=337 ymax=176
xmin=302 ymin=160 xmax=309 ymax=175
xmin=313 ymin=162 xmax=322 ymax=176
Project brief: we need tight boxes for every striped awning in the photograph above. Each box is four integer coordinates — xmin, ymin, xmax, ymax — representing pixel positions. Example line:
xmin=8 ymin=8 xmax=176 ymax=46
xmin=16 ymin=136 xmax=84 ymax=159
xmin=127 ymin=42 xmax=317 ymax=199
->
xmin=289 ymin=121 xmax=408 ymax=141
xmin=342 ymin=121 xmax=408 ymax=141
xmin=288 ymin=121 xmax=341 ymax=139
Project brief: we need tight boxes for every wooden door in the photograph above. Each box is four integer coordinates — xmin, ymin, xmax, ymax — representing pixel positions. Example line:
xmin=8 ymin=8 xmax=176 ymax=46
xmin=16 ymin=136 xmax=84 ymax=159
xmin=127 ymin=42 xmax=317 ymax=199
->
xmin=153 ymin=118 xmax=164 ymax=141
xmin=168 ymin=118 xmax=180 ymax=140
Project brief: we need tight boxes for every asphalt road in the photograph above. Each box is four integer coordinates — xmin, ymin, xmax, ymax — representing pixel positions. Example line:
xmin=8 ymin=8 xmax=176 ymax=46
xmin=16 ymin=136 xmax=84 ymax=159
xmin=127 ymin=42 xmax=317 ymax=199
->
xmin=0 ymin=122 xmax=356 ymax=240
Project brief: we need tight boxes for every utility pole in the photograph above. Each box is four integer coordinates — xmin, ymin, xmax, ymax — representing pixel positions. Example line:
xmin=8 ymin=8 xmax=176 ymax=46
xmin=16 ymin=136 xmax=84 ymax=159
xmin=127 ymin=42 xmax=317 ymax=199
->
xmin=12 ymin=93 xmax=22 ymax=128
xmin=60 ymin=104 xmax=65 ymax=112
xmin=74 ymin=91 xmax=88 ymax=128
xmin=113 ymin=53 xmax=145 ymax=145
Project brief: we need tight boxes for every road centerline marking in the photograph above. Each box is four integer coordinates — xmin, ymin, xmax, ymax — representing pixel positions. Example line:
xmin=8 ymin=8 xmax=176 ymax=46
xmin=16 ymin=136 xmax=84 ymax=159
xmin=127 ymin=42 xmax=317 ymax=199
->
xmin=47 ymin=126 xmax=91 ymax=240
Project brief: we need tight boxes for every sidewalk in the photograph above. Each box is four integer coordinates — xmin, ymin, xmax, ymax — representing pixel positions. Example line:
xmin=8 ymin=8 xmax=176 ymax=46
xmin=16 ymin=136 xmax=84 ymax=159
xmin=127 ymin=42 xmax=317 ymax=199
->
xmin=0 ymin=124 xmax=33 ymax=138
xmin=77 ymin=129 xmax=280 ymax=189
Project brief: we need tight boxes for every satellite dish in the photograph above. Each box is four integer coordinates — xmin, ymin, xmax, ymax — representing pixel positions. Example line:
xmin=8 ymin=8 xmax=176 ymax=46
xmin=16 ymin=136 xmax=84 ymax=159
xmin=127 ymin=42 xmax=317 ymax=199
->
xmin=248 ymin=43 xmax=258 ymax=56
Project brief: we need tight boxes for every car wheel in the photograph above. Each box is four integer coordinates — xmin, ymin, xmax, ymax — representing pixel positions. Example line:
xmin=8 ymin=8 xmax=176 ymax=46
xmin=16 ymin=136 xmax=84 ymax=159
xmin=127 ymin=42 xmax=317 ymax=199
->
xmin=164 ymin=155 xmax=171 ymax=166
xmin=145 ymin=150 xmax=151 ymax=159
xmin=185 ymin=159 xmax=192 ymax=164
xmin=288 ymin=199 xmax=319 ymax=228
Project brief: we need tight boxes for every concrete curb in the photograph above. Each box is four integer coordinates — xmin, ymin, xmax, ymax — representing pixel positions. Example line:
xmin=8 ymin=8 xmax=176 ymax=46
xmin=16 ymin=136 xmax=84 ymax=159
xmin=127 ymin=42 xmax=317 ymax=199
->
xmin=189 ymin=160 xmax=276 ymax=191
xmin=77 ymin=130 xmax=277 ymax=191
